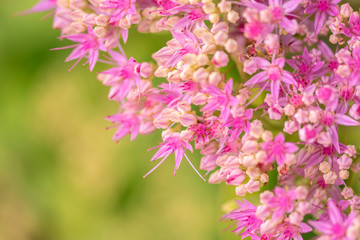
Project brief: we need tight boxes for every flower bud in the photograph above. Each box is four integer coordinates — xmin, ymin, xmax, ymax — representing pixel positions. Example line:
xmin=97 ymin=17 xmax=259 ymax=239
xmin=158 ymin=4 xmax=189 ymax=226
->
xmin=212 ymin=51 xmax=229 ymax=68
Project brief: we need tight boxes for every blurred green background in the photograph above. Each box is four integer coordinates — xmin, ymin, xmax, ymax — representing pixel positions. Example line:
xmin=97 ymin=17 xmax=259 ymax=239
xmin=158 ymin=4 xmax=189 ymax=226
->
xmin=2 ymin=1 xmax=360 ymax=240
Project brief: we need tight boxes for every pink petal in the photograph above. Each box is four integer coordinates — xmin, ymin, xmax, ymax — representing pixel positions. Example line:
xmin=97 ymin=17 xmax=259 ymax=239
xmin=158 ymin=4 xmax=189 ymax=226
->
xmin=271 ymin=80 xmax=281 ymax=100
xmin=314 ymin=12 xmax=327 ymax=35
xmin=335 ymin=114 xmax=360 ymax=126
xmin=327 ymin=199 xmax=343 ymax=224
xmin=283 ymin=0 xmax=302 ymax=13
xmin=244 ymin=71 xmax=267 ymax=86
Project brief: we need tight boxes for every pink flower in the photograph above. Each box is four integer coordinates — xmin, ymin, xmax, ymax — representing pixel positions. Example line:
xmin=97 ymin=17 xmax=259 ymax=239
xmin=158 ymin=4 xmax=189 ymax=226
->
xmin=21 ymin=0 xmax=57 ymax=14
xmin=309 ymin=199 xmax=357 ymax=239
xmin=222 ymin=199 xmax=263 ymax=239
xmin=99 ymin=0 xmax=136 ymax=23
xmin=242 ymin=0 xmax=302 ymax=35
xmin=244 ymin=57 xmax=297 ymax=100
xmin=261 ymin=133 xmax=298 ymax=165
xmin=105 ymin=113 xmax=140 ymax=141
xmin=268 ymin=187 xmax=297 ymax=219
xmin=53 ymin=27 xmax=106 ymax=71
xmin=201 ymin=79 xmax=235 ymax=122
xmin=305 ymin=0 xmax=341 ymax=34
xmin=144 ymin=133 xmax=205 ymax=181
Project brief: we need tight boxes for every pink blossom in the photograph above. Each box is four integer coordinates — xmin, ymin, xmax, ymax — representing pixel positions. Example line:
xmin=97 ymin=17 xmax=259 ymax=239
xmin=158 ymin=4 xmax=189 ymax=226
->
xmin=305 ymin=0 xmax=341 ymax=34
xmin=309 ymin=199 xmax=357 ymax=239
xmin=244 ymin=57 xmax=297 ymax=100
xmin=144 ymin=133 xmax=205 ymax=181
xmin=53 ymin=27 xmax=106 ymax=71
xmin=261 ymin=133 xmax=298 ymax=165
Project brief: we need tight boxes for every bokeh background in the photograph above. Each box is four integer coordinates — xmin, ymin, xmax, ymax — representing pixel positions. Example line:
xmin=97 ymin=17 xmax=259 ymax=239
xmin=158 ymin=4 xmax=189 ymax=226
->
xmin=1 ymin=1 xmax=360 ymax=240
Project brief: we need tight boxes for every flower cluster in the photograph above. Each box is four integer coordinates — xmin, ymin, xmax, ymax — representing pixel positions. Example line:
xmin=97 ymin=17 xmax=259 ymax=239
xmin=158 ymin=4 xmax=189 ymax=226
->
xmin=26 ymin=0 xmax=360 ymax=239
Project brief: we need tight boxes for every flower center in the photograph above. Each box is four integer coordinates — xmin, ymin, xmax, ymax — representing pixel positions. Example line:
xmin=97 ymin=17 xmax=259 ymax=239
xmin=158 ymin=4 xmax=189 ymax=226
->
xmin=188 ymin=8 xmax=205 ymax=21
xmin=270 ymin=6 xmax=284 ymax=22
xmin=317 ymin=0 xmax=329 ymax=12
xmin=267 ymin=66 xmax=282 ymax=81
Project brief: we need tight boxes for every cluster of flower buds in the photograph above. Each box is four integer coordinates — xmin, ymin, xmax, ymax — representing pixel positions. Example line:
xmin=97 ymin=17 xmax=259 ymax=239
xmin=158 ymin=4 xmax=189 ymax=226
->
xmin=26 ymin=0 xmax=360 ymax=238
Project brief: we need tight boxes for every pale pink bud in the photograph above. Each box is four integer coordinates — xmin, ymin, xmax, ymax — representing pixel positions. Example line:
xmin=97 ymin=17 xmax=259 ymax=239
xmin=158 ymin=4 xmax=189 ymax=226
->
xmin=295 ymin=186 xmax=308 ymax=200
xmin=309 ymin=109 xmax=320 ymax=123
xmin=340 ymin=3 xmax=353 ymax=17
xmin=241 ymin=141 xmax=258 ymax=154
xmin=261 ymin=220 xmax=277 ymax=234
xmin=153 ymin=116 xmax=169 ymax=129
xmin=235 ymin=184 xmax=247 ymax=196
xmin=294 ymin=109 xmax=309 ymax=124
xmin=314 ymin=188 xmax=327 ymax=200
xmin=289 ymin=212 xmax=303 ymax=225
xmin=211 ymin=22 xmax=229 ymax=34
xmin=268 ymin=105 xmax=283 ymax=120
xmin=250 ymin=120 xmax=264 ymax=138
xmin=342 ymin=187 xmax=354 ymax=199
xmin=299 ymin=125 xmax=318 ymax=143
xmin=127 ymin=13 xmax=140 ymax=25
xmin=242 ymin=155 xmax=258 ymax=167
xmin=218 ymin=0 xmax=231 ymax=13
xmin=319 ymin=161 xmax=331 ymax=173
xmin=296 ymin=202 xmax=311 ymax=215
xmin=284 ymin=120 xmax=297 ymax=135
xmin=260 ymin=190 xmax=274 ymax=204
xmin=261 ymin=130 xmax=273 ymax=142
xmin=349 ymin=104 xmax=360 ymax=120
xmin=340 ymin=170 xmax=349 ymax=179
xmin=82 ymin=13 xmax=96 ymax=27
xmin=227 ymin=10 xmax=239 ymax=23
xmin=197 ymin=54 xmax=209 ymax=66
xmin=139 ymin=62 xmax=152 ymax=78
xmin=94 ymin=26 xmax=106 ymax=38
xmin=345 ymin=145 xmax=356 ymax=157
xmin=179 ymin=114 xmax=197 ymax=127
xmin=337 ymin=65 xmax=351 ymax=78
xmin=154 ymin=66 xmax=169 ymax=78
xmin=317 ymin=132 xmax=331 ymax=147
xmin=225 ymin=39 xmax=238 ymax=53
xmin=212 ymin=51 xmax=229 ymax=68
xmin=246 ymin=167 xmax=260 ymax=179
xmin=323 ymin=171 xmax=337 ymax=184
xmin=225 ymin=156 xmax=240 ymax=168
xmin=193 ymin=67 xmax=209 ymax=83
xmin=284 ymin=104 xmax=295 ymax=116
xmin=335 ymin=49 xmax=352 ymax=63
xmin=260 ymin=173 xmax=269 ymax=183
xmin=254 ymin=152 xmax=266 ymax=165
xmin=203 ymin=2 xmax=216 ymax=14
xmin=226 ymin=169 xmax=246 ymax=185
xmin=192 ymin=93 xmax=208 ymax=105
xmin=209 ymin=170 xmax=224 ymax=184
xmin=208 ymin=71 xmax=222 ymax=85
xmin=243 ymin=60 xmax=258 ymax=75
xmin=183 ymin=53 xmax=197 ymax=65
xmin=70 ymin=0 xmax=87 ymax=9
xmin=264 ymin=34 xmax=279 ymax=54
xmin=304 ymin=165 xmax=317 ymax=179
xmin=256 ymin=205 xmax=271 ymax=220
xmin=200 ymin=142 xmax=217 ymax=155
xmin=177 ymin=101 xmax=191 ymax=113
xmin=352 ymin=162 xmax=360 ymax=173
xmin=216 ymin=155 xmax=229 ymax=167
xmin=245 ymin=179 xmax=260 ymax=193
xmin=337 ymin=155 xmax=353 ymax=170
xmin=214 ymin=31 xmax=228 ymax=45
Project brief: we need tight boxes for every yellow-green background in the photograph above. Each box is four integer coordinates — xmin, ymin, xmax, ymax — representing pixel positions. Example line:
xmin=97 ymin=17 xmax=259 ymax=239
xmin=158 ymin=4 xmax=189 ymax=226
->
xmin=1 ymin=1 xmax=360 ymax=240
